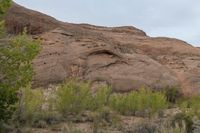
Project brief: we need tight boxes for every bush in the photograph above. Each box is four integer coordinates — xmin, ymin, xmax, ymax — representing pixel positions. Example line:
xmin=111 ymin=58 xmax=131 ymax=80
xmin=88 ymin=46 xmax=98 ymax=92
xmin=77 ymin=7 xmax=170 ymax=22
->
xmin=55 ymin=81 xmax=168 ymax=117
xmin=13 ymin=86 xmax=63 ymax=127
xmin=188 ymin=95 xmax=200 ymax=117
xmin=90 ymin=86 xmax=112 ymax=111
xmin=165 ymin=86 xmax=180 ymax=103
xmin=63 ymin=123 xmax=87 ymax=133
xmin=0 ymin=20 xmax=5 ymax=37
xmin=171 ymin=112 xmax=193 ymax=133
xmin=55 ymin=80 xmax=93 ymax=116
xmin=92 ymin=106 xmax=120 ymax=132
xmin=176 ymin=95 xmax=200 ymax=133
xmin=0 ymin=86 xmax=18 ymax=121
xmin=108 ymin=92 xmax=125 ymax=116
xmin=109 ymin=88 xmax=168 ymax=116
xmin=178 ymin=95 xmax=200 ymax=118
xmin=15 ymin=86 xmax=45 ymax=125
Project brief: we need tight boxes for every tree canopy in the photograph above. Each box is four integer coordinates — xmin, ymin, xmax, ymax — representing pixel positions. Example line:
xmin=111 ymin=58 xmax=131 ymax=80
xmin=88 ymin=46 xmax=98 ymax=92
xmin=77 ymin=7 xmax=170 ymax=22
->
xmin=0 ymin=0 xmax=41 ymax=121
xmin=0 ymin=0 xmax=11 ymax=35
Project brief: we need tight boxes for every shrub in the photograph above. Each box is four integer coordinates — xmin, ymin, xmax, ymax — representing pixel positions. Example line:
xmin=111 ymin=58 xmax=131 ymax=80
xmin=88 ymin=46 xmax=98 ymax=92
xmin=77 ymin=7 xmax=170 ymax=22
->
xmin=188 ymin=95 xmax=200 ymax=117
xmin=0 ymin=86 xmax=18 ymax=121
xmin=54 ymin=81 xmax=168 ymax=119
xmin=162 ymin=126 xmax=187 ymax=133
xmin=178 ymin=95 xmax=200 ymax=118
xmin=109 ymin=92 xmax=138 ymax=115
xmin=165 ymin=86 xmax=180 ymax=103
xmin=176 ymin=95 xmax=200 ymax=133
xmin=90 ymin=86 xmax=112 ymax=110
xmin=63 ymin=123 xmax=87 ymax=133
xmin=171 ymin=112 xmax=193 ymax=133
xmin=55 ymin=80 xmax=93 ymax=116
xmin=0 ymin=20 xmax=5 ymax=37
xmin=92 ymin=106 xmax=120 ymax=133
xmin=109 ymin=88 xmax=168 ymax=116
xmin=15 ymin=86 xmax=45 ymax=125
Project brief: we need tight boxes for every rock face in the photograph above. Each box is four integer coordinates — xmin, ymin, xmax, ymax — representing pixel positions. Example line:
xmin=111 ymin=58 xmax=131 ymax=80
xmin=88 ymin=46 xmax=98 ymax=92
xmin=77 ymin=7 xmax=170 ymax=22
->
xmin=5 ymin=3 xmax=200 ymax=94
xmin=5 ymin=2 xmax=59 ymax=34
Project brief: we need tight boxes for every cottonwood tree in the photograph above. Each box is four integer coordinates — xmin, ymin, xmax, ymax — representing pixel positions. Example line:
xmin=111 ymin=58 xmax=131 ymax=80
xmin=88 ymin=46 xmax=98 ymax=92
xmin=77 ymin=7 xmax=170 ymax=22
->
xmin=0 ymin=0 xmax=41 ymax=122
xmin=0 ymin=0 xmax=11 ymax=36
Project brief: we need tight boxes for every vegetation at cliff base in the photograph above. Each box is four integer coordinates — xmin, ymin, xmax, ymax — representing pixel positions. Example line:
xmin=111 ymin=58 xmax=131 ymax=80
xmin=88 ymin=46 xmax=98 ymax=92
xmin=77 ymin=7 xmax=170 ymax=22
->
xmin=10 ymin=80 xmax=200 ymax=132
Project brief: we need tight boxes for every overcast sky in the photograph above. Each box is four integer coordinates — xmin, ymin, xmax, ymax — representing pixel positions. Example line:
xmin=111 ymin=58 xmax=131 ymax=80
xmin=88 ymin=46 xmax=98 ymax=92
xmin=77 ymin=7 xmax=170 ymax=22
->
xmin=14 ymin=0 xmax=200 ymax=47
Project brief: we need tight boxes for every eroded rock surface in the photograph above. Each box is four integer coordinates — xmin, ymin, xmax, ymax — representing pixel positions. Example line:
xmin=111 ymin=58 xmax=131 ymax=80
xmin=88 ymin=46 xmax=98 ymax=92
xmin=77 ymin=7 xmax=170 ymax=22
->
xmin=5 ymin=3 xmax=200 ymax=94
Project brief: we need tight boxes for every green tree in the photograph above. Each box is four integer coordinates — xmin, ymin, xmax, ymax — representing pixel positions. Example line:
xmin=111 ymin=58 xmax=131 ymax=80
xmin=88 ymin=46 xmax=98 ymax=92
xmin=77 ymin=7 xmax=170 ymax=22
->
xmin=0 ymin=0 xmax=41 ymax=122
xmin=0 ymin=0 xmax=11 ymax=36
xmin=0 ymin=0 xmax=12 ymax=122
xmin=0 ymin=31 xmax=41 ymax=121
xmin=0 ymin=0 xmax=11 ymax=16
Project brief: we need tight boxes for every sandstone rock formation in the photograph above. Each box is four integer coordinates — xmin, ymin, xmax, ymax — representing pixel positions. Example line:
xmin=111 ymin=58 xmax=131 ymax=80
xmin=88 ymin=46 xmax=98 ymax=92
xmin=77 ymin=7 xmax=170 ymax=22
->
xmin=5 ymin=2 xmax=200 ymax=94
xmin=5 ymin=2 xmax=59 ymax=34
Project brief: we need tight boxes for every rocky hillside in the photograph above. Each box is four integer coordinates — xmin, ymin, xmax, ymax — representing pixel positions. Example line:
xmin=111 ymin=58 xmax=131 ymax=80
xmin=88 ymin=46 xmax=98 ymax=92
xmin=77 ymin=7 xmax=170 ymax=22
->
xmin=5 ymin=2 xmax=200 ymax=95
